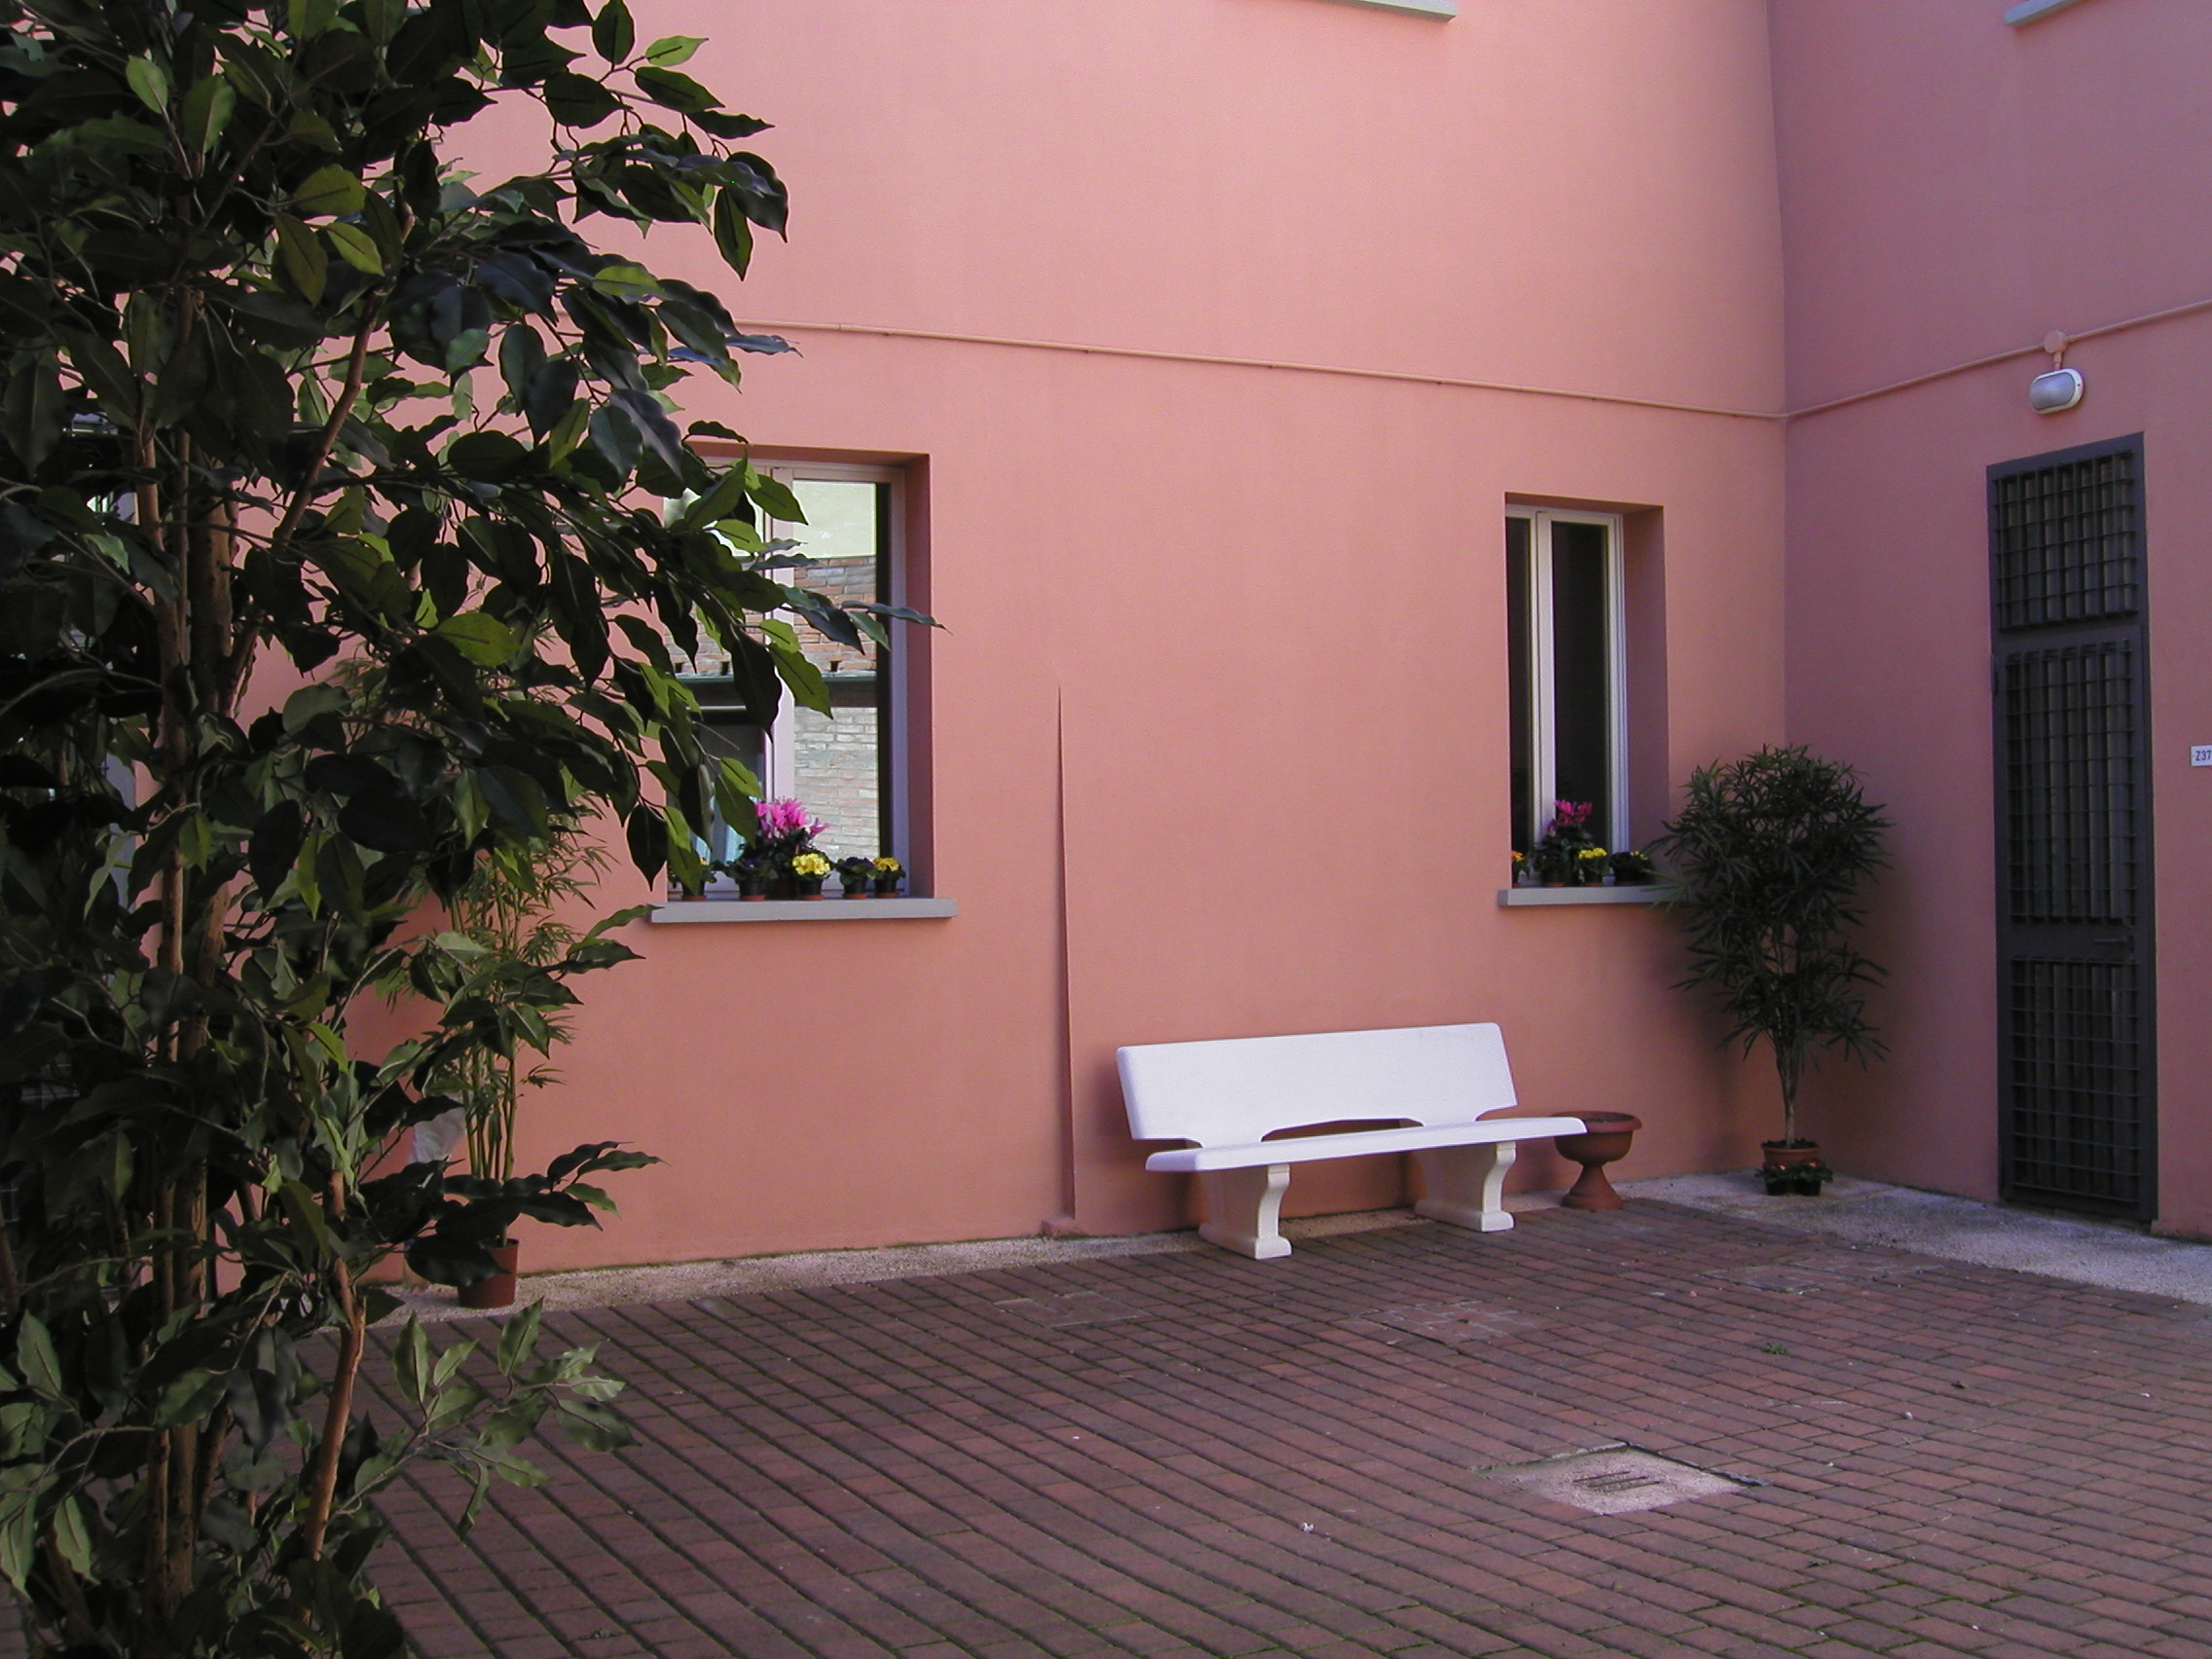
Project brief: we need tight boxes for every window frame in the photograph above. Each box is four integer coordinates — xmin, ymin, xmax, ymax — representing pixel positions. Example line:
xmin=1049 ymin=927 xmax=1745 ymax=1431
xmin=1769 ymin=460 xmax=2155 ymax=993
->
xmin=682 ymin=458 xmax=917 ymax=882
xmin=1507 ymin=506 xmax=1629 ymax=854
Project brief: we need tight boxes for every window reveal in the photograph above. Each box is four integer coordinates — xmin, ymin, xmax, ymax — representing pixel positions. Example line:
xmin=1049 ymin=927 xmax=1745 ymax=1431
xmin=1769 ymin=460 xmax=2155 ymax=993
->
xmin=1506 ymin=509 xmax=1626 ymax=856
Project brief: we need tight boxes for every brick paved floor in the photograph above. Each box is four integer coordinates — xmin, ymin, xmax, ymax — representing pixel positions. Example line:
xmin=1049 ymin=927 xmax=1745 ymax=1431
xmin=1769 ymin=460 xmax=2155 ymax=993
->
xmin=367 ymin=1200 xmax=2212 ymax=1659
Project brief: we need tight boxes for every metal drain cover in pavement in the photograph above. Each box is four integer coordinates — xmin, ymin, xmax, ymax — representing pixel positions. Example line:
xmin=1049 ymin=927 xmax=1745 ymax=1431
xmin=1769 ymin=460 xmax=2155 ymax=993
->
xmin=991 ymin=1291 xmax=1144 ymax=1327
xmin=1347 ymin=1301 xmax=1544 ymax=1345
xmin=1480 ymin=1447 xmax=1751 ymax=1515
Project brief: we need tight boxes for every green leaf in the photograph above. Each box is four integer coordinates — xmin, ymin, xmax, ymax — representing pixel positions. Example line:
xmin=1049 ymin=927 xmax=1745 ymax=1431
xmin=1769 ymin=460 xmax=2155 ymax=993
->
xmin=591 ymin=0 xmax=635 ymax=63
xmin=632 ymin=65 xmax=717 ymax=115
xmin=322 ymin=220 xmax=384 ymax=276
xmin=392 ymin=1318 xmax=430 ymax=1408
xmin=52 ymin=1496 xmax=92 ymax=1578
xmin=126 ymin=54 xmax=169 ymax=114
xmin=642 ymin=35 xmax=703 ymax=66
xmin=745 ymin=470 xmax=807 ymax=524
xmin=292 ymin=165 xmax=365 ymax=218
xmin=543 ymin=72 xmax=622 ymax=129
xmin=589 ymin=263 xmax=659 ymax=301
xmin=154 ymin=1368 xmax=229 ymax=1428
xmin=711 ymin=188 xmax=754 ymax=277
xmin=274 ymin=214 xmax=327 ymax=304
xmin=432 ymin=613 xmax=519 ymax=666
xmin=496 ymin=1302 xmax=544 ymax=1374
xmin=14 ymin=1318 xmax=60 ymax=1398
xmin=181 ymin=76 xmax=236 ymax=155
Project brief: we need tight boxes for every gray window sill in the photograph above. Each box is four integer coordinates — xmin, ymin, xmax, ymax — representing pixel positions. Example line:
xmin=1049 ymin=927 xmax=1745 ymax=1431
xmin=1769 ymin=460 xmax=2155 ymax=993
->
xmin=2004 ymin=0 xmax=2091 ymax=24
xmin=1327 ymin=0 xmax=1454 ymax=17
xmin=1496 ymin=886 xmax=1674 ymax=907
xmin=649 ymin=897 xmax=957 ymax=924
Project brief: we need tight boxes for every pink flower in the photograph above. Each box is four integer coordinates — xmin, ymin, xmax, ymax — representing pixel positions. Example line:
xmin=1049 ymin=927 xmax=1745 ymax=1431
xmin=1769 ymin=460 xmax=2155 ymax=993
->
xmin=755 ymin=797 xmax=824 ymax=839
xmin=1544 ymin=800 xmax=1594 ymax=836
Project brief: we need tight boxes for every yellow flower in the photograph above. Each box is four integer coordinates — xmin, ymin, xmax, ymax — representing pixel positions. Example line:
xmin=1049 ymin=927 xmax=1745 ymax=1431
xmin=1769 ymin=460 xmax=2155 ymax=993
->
xmin=791 ymin=852 xmax=832 ymax=877
xmin=871 ymin=856 xmax=903 ymax=874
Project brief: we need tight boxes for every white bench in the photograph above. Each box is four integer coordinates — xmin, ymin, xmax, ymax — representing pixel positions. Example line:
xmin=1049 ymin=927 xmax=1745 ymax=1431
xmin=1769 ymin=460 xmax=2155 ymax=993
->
xmin=1118 ymin=1022 xmax=1585 ymax=1260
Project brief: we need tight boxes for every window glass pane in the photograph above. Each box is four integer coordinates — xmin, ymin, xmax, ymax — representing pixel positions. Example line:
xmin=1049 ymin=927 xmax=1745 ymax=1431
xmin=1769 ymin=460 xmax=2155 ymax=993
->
xmin=782 ymin=479 xmax=890 ymax=861
xmin=1506 ymin=518 xmax=1533 ymax=854
xmin=697 ymin=713 xmax=765 ymax=867
xmin=1549 ymin=520 xmax=1613 ymax=841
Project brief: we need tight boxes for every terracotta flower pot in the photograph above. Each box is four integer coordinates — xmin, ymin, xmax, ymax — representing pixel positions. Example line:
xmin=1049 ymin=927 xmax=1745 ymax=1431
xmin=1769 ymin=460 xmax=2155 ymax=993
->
xmin=1761 ymin=1140 xmax=1832 ymax=1197
xmin=458 ymin=1241 xmax=519 ymax=1309
xmin=872 ymin=876 xmax=902 ymax=896
xmin=1553 ymin=1113 xmax=1642 ymax=1211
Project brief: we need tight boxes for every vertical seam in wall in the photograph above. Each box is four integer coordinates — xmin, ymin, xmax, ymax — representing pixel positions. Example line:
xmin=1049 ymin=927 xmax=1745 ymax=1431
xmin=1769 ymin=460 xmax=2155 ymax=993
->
xmin=1052 ymin=687 xmax=1079 ymax=1229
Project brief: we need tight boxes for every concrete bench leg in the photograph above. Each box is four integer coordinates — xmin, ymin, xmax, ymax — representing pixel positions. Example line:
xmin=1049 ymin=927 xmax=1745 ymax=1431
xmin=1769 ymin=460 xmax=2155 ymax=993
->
xmin=1413 ymin=1141 xmax=1518 ymax=1233
xmin=1198 ymin=1163 xmax=1292 ymax=1259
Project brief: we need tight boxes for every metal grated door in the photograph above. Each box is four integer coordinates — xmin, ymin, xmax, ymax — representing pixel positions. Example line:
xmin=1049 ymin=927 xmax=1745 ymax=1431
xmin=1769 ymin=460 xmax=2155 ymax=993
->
xmin=1989 ymin=437 xmax=2154 ymax=1216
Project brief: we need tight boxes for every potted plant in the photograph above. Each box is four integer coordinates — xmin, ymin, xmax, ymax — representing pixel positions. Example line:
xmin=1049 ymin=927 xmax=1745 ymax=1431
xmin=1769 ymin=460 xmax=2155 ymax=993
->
xmin=1510 ymin=849 xmax=1530 ymax=886
xmin=1530 ymin=799 xmax=1601 ymax=886
xmin=1573 ymin=845 xmax=1612 ymax=887
xmin=732 ymin=852 xmax=773 ymax=900
xmin=790 ymin=851 xmax=833 ymax=897
xmin=1610 ymin=849 xmax=1657 ymax=885
xmin=753 ymin=796 xmax=826 ymax=897
xmin=870 ymin=855 xmax=906 ymax=896
xmin=1654 ymin=747 xmax=1891 ymax=1196
xmin=837 ymin=856 xmax=875 ymax=897
xmin=437 ymin=831 xmax=620 ymax=1307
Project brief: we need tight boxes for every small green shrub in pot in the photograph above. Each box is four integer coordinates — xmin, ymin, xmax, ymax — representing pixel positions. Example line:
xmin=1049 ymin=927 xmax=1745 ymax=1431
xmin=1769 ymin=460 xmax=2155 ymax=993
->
xmin=1654 ymin=747 xmax=1891 ymax=1187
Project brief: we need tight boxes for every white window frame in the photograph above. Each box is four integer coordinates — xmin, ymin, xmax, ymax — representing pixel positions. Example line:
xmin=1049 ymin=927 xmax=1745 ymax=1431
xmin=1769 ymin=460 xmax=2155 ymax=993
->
xmin=753 ymin=461 xmax=911 ymax=869
xmin=1508 ymin=507 xmax=1628 ymax=852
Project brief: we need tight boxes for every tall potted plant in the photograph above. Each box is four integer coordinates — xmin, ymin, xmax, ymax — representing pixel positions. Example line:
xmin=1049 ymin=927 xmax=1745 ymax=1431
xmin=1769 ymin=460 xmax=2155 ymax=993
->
xmin=434 ymin=830 xmax=626 ymax=1307
xmin=1655 ymin=747 xmax=1891 ymax=1195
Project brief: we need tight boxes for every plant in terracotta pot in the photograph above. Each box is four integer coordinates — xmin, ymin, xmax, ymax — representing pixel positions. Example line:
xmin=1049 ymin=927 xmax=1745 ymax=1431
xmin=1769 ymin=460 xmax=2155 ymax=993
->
xmin=1610 ymin=849 xmax=1658 ymax=885
xmin=837 ymin=856 xmax=875 ymax=897
xmin=731 ymin=852 xmax=774 ymax=899
xmin=790 ymin=851 xmax=833 ymax=897
xmin=1573 ymin=845 xmax=1612 ymax=887
xmin=752 ymin=796 xmax=825 ymax=896
xmin=870 ymin=855 xmax=906 ymax=896
xmin=434 ymin=831 xmax=649 ymax=1306
xmin=1654 ymin=747 xmax=1891 ymax=1196
xmin=1530 ymin=799 xmax=1601 ymax=885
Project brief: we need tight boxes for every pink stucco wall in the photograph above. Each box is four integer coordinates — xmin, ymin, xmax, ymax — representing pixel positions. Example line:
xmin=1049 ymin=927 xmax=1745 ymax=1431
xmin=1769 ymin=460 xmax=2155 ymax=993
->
xmin=1773 ymin=0 xmax=2212 ymax=1228
xmin=439 ymin=0 xmax=1803 ymax=1269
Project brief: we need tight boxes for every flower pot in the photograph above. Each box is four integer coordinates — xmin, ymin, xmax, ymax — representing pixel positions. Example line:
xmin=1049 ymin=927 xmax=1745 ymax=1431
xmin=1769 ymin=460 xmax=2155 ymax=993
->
xmin=737 ymin=887 xmax=768 ymax=902
xmin=1541 ymin=880 xmax=1566 ymax=889
xmin=841 ymin=884 xmax=870 ymax=900
xmin=1553 ymin=1113 xmax=1642 ymax=1211
xmin=872 ymin=878 xmax=902 ymax=897
xmin=458 ymin=1241 xmax=519 ymax=1309
xmin=1760 ymin=1140 xmax=1832 ymax=1197
xmin=794 ymin=877 xmax=826 ymax=899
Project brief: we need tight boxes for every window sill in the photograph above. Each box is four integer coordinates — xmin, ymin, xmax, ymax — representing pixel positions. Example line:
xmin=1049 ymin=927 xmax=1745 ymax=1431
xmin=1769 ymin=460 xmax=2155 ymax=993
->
xmin=1496 ymin=886 xmax=1674 ymax=907
xmin=648 ymin=898 xmax=957 ymax=924
xmin=2004 ymin=0 xmax=2090 ymax=23
xmin=1328 ymin=0 xmax=1455 ymax=15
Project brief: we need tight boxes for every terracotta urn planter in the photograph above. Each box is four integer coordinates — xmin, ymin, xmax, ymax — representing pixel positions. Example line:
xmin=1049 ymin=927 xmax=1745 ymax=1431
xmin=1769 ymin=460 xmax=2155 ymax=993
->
xmin=1552 ymin=1112 xmax=1642 ymax=1211
xmin=458 ymin=1241 xmax=519 ymax=1310
xmin=1761 ymin=1140 xmax=1832 ymax=1197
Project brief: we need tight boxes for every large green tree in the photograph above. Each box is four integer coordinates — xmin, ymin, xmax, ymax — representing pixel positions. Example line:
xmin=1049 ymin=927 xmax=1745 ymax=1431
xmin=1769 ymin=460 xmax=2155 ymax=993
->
xmin=0 ymin=0 xmax=899 ymax=1651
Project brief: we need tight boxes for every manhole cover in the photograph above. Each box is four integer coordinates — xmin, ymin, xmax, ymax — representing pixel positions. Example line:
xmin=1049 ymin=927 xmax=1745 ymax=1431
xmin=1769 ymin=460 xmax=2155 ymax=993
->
xmin=1479 ymin=1447 xmax=1752 ymax=1515
xmin=991 ymin=1291 xmax=1145 ymax=1327
xmin=1347 ymin=1301 xmax=1545 ymax=1345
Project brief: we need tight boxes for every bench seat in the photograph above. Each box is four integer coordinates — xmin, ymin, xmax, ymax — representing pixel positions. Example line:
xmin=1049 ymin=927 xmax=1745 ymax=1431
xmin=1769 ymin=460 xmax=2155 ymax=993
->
xmin=1119 ymin=1021 xmax=1588 ymax=1259
xmin=1143 ymin=1116 xmax=1586 ymax=1173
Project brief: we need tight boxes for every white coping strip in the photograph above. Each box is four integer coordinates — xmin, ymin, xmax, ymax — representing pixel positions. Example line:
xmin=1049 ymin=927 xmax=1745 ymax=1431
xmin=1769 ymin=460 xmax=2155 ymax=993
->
xmin=1328 ymin=0 xmax=1454 ymax=16
xmin=648 ymin=897 xmax=956 ymax=923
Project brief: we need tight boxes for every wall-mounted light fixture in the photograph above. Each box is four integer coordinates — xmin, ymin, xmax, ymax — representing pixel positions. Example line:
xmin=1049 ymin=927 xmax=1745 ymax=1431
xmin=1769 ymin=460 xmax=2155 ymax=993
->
xmin=2029 ymin=329 xmax=2083 ymax=414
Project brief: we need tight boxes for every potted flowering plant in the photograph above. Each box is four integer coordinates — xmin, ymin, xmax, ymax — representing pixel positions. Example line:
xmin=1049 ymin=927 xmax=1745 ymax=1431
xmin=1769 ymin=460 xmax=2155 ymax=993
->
xmin=752 ymin=796 xmax=826 ymax=896
xmin=1531 ymin=800 xmax=1604 ymax=885
xmin=870 ymin=855 xmax=906 ymax=896
xmin=836 ymin=857 xmax=875 ymax=897
xmin=732 ymin=852 xmax=774 ymax=900
xmin=1610 ymin=849 xmax=1657 ymax=885
xmin=1573 ymin=845 xmax=1612 ymax=886
xmin=790 ymin=851 xmax=833 ymax=897
xmin=1510 ymin=849 xmax=1530 ymax=886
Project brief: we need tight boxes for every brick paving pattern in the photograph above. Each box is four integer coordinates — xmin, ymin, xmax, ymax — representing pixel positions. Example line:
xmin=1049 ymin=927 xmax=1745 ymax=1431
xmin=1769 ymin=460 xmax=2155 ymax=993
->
xmin=367 ymin=1201 xmax=2212 ymax=1658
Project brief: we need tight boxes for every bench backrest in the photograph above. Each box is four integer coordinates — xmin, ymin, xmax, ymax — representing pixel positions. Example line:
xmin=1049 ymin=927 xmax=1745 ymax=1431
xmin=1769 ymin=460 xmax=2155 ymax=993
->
xmin=1118 ymin=1022 xmax=1518 ymax=1148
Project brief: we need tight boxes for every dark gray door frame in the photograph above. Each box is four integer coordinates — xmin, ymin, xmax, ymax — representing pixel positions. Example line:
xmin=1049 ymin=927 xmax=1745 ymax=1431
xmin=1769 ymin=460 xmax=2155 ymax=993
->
xmin=1989 ymin=433 xmax=2155 ymax=1219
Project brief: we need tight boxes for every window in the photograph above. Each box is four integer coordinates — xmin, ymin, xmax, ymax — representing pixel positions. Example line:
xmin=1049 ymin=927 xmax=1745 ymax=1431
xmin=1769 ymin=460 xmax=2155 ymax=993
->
xmin=1507 ymin=508 xmax=1626 ymax=855
xmin=682 ymin=461 xmax=915 ymax=875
